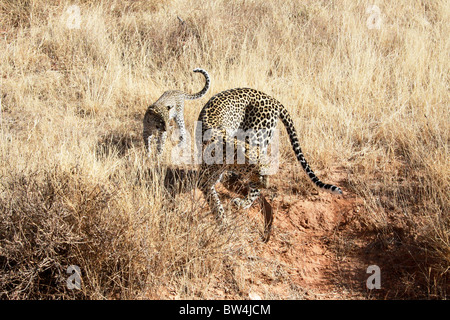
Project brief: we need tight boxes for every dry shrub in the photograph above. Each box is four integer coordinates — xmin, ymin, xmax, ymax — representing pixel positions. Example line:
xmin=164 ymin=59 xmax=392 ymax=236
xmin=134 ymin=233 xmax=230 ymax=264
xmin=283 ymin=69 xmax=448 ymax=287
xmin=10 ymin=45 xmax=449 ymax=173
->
xmin=0 ymin=168 xmax=145 ymax=299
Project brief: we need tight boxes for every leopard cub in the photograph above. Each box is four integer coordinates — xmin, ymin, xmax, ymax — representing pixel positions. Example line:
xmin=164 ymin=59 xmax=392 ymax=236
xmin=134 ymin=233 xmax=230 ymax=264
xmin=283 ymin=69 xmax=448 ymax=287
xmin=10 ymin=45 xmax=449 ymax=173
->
xmin=143 ymin=68 xmax=210 ymax=157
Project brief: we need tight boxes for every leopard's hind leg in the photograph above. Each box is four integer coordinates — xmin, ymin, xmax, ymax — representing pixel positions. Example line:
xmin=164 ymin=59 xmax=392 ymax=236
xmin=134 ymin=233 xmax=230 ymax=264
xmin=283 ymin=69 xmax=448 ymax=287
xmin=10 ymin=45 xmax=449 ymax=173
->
xmin=199 ymin=163 xmax=227 ymax=221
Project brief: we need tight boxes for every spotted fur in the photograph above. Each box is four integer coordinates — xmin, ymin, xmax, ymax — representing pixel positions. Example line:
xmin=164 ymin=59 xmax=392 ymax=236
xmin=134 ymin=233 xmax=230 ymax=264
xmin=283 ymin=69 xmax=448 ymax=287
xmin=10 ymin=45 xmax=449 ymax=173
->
xmin=197 ymin=88 xmax=343 ymax=222
xmin=143 ymin=68 xmax=210 ymax=157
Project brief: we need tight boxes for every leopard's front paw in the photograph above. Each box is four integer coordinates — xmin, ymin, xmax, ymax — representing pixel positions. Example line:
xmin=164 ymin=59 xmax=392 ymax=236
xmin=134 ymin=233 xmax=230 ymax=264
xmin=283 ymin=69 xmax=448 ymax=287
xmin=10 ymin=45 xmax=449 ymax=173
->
xmin=232 ymin=198 xmax=252 ymax=210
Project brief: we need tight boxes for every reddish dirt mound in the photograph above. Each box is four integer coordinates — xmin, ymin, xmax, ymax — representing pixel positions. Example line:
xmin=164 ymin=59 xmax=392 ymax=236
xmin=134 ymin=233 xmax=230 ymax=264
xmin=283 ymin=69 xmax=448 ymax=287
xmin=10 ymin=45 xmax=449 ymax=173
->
xmin=237 ymin=191 xmax=367 ymax=299
xmin=212 ymin=168 xmax=390 ymax=299
xmin=157 ymin=167 xmax=410 ymax=299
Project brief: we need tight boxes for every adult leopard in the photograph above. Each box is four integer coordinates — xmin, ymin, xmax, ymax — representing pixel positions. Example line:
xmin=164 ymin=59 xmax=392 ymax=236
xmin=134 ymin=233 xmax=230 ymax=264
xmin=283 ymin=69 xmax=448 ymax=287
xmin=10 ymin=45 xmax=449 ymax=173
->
xmin=197 ymin=88 xmax=342 ymax=235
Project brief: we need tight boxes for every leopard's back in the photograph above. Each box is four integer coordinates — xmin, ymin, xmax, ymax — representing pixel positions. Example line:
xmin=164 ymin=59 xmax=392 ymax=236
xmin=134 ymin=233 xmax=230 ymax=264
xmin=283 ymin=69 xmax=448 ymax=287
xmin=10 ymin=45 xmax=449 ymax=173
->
xmin=198 ymin=88 xmax=281 ymax=133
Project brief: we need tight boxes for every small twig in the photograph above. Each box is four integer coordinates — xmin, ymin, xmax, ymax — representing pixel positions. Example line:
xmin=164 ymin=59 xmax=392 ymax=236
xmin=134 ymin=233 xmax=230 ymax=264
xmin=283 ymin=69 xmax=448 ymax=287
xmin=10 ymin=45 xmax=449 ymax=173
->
xmin=177 ymin=16 xmax=185 ymax=25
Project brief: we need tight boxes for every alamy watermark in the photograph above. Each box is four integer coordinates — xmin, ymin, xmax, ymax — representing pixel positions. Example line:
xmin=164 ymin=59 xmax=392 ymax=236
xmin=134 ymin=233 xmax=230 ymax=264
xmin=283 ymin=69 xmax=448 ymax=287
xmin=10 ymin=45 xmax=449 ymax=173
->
xmin=63 ymin=5 xmax=81 ymax=30
xmin=366 ymin=265 xmax=381 ymax=289
xmin=165 ymin=121 xmax=280 ymax=174
xmin=366 ymin=5 xmax=382 ymax=30
xmin=67 ymin=265 xmax=81 ymax=290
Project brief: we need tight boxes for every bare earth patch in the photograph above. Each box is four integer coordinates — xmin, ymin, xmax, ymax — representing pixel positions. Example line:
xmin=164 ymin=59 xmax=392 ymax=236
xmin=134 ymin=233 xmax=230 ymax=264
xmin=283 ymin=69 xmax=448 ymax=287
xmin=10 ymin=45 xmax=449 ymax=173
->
xmin=148 ymin=167 xmax=408 ymax=300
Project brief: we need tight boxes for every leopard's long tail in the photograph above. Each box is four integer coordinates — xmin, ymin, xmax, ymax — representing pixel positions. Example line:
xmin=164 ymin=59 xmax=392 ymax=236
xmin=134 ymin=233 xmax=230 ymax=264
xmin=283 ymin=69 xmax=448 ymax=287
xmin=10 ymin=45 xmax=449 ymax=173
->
xmin=185 ymin=68 xmax=210 ymax=100
xmin=278 ymin=105 xmax=343 ymax=195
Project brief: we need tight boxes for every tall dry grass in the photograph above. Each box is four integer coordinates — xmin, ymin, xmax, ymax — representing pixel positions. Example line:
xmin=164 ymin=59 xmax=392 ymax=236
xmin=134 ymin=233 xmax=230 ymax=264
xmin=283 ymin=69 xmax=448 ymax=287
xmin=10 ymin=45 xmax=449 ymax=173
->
xmin=0 ymin=0 xmax=448 ymax=299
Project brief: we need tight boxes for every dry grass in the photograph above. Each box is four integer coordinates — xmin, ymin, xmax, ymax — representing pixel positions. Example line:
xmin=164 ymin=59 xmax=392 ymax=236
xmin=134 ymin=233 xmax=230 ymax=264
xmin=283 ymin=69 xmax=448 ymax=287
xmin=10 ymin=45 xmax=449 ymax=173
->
xmin=0 ymin=0 xmax=448 ymax=299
